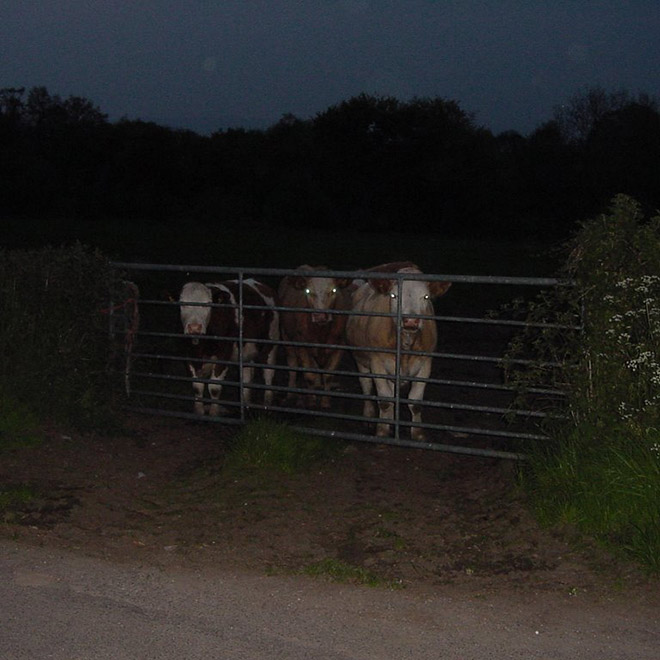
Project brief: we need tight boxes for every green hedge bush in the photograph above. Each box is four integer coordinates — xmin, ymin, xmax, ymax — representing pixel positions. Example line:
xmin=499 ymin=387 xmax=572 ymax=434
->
xmin=509 ymin=194 xmax=660 ymax=573
xmin=0 ymin=243 xmax=125 ymax=429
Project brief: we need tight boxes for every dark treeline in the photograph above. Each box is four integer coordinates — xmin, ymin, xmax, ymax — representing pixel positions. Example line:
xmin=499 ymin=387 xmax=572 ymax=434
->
xmin=2 ymin=85 xmax=659 ymax=246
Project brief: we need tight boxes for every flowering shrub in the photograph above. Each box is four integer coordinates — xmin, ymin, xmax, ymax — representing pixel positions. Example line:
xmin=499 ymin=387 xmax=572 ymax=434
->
xmin=510 ymin=194 xmax=660 ymax=573
xmin=570 ymin=196 xmax=660 ymax=437
xmin=604 ymin=275 xmax=660 ymax=423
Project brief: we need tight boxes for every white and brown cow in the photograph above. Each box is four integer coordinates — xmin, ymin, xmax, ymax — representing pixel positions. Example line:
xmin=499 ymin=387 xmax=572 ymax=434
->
xmin=278 ymin=265 xmax=352 ymax=408
xmin=179 ymin=279 xmax=279 ymax=415
xmin=345 ymin=262 xmax=451 ymax=440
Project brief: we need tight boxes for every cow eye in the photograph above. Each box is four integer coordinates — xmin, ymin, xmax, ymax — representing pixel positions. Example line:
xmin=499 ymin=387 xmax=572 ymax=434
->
xmin=424 ymin=294 xmax=430 ymax=300
xmin=304 ymin=288 xmax=311 ymax=295
xmin=331 ymin=288 xmax=337 ymax=294
xmin=390 ymin=292 xmax=397 ymax=299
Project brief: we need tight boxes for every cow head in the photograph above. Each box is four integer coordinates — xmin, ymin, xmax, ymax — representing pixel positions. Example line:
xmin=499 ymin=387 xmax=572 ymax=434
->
xmin=179 ymin=282 xmax=212 ymax=344
xmin=369 ymin=267 xmax=451 ymax=333
xmin=292 ymin=265 xmax=351 ymax=324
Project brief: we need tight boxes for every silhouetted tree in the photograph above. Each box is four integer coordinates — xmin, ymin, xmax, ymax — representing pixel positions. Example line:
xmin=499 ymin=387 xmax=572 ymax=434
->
xmin=584 ymin=102 xmax=660 ymax=213
xmin=554 ymin=85 xmax=657 ymax=144
xmin=4 ymin=83 xmax=660 ymax=257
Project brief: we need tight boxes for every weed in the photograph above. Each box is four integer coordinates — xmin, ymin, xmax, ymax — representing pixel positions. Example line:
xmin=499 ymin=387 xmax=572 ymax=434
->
xmin=0 ymin=484 xmax=36 ymax=519
xmin=222 ymin=417 xmax=343 ymax=475
xmin=302 ymin=558 xmax=402 ymax=588
xmin=0 ymin=389 xmax=42 ymax=451
xmin=509 ymin=195 xmax=660 ymax=574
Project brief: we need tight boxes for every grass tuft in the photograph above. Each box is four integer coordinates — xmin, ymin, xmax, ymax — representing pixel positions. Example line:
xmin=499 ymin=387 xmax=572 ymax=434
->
xmin=0 ymin=484 xmax=37 ymax=519
xmin=0 ymin=390 xmax=42 ymax=452
xmin=222 ymin=417 xmax=343 ymax=475
xmin=303 ymin=558 xmax=401 ymax=588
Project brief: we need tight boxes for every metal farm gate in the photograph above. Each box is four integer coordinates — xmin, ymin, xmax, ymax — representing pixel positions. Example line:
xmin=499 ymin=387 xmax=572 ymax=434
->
xmin=109 ymin=262 xmax=576 ymax=460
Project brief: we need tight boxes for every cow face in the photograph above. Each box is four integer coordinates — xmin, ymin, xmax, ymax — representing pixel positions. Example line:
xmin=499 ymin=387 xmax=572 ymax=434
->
xmin=295 ymin=275 xmax=349 ymax=324
xmin=179 ymin=282 xmax=212 ymax=342
xmin=371 ymin=273 xmax=451 ymax=332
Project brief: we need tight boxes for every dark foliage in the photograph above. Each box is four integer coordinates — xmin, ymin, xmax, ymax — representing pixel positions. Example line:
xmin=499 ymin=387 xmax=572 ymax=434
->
xmin=0 ymin=243 xmax=126 ymax=428
xmin=2 ymin=86 xmax=659 ymax=257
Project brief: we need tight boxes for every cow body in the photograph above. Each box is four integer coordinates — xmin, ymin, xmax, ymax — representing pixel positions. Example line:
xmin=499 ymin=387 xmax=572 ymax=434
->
xmin=278 ymin=265 xmax=351 ymax=408
xmin=345 ymin=262 xmax=451 ymax=440
xmin=179 ymin=279 xmax=279 ymax=415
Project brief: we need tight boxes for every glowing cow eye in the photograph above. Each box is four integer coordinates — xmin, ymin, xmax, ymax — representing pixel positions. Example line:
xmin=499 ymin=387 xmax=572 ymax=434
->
xmin=304 ymin=288 xmax=311 ymax=295
xmin=390 ymin=292 xmax=397 ymax=299
xmin=331 ymin=288 xmax=337 ymax=294
xmin=424 ymin=294 xmax=430 ymax=300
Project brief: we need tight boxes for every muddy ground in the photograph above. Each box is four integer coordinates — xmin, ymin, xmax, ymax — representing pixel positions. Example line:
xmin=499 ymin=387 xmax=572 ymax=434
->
xmin=2 ymin=412 xmax=657 ymax=609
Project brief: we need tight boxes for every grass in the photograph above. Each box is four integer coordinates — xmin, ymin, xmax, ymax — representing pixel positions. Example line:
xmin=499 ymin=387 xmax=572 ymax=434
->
xmin=523 ymin=433 xmax=660 ymax=574
xmin=0 ymin=390 xmax=42 ymax=452
xmin=302 ymin=558 xmax=402 ymax=589
xmin=0 ymin=484 xmax=37 ymax=521
xmin=222 ymin=417 xmax=344 ymax=475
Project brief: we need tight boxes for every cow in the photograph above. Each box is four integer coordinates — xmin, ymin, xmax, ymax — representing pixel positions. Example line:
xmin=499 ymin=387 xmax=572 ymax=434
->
xmin=278 ymin=265 xmax=352 ymax=408
xmin=179 ymin=279 xmax=279 ymax=416
xmin=345 ymin=262 xmax=451 ymax=441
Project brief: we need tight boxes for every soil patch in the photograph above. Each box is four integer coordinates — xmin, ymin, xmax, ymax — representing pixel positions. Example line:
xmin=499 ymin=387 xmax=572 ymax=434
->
xmin=1 ymin=414 xmax=656 ymax=602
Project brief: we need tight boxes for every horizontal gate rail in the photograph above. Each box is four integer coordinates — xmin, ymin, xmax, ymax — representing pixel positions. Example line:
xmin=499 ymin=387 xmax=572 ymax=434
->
xmin=129 ymin=366 xmax=563 ymax=422
xmin=111 ymin=262 xmax=576 ymax=460
xmin=137 ymin=324 xmax=567 ymax=370
xmin=131 ymin=347 xmax=564 ymax=397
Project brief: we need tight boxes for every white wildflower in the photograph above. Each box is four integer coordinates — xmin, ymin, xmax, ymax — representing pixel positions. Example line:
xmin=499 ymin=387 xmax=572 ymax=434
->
xmin=616 ymin=278 xmax=634 ymax=289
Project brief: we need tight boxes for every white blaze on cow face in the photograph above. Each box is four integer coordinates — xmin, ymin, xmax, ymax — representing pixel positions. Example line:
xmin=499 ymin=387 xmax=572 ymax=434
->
xmin=304 ymin=276 xmax=339 ymax=324
xmin=179 ymin=282 xmax=212 ymax=343
xmin=388 ymin=269 xmax=433 ymax=333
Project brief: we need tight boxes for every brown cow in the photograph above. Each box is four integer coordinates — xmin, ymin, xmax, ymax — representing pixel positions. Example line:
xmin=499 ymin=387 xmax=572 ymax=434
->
xmin=278 ymin=265 xmax=352 ymax=408
xmin=179 ymin=279 xmax=279 ymax=415
xmin=345 ymin=262 xmax=451 ymax=440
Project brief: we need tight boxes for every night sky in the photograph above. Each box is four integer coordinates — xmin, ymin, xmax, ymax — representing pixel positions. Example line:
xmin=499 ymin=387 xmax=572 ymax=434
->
xmin=2 ymin=1 xmax=659 ymax=136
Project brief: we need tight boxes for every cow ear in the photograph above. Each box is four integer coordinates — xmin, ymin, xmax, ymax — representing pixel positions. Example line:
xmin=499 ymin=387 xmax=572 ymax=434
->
xmin=292 ymin=265 xmax=315 ymax=289
xmin=429 ymin=281 xmax=452 ymax=298
xmin=212 ymin=289 xmax=231 ymax=304
xmin=369 ymin=278 xmax=393 ymax=294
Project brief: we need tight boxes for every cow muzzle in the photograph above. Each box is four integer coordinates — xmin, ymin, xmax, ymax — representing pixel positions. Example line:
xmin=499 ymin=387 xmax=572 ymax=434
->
xmin=185 ymin=323 xmax=204 ymax=344
xmin=311 ymin=312 xmax=331 ymax=324
xmin=402 ymin=317 xmax=421 ymax=331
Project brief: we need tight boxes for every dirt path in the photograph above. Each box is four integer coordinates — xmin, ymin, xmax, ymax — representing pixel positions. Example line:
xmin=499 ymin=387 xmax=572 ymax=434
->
xmin=4 ymin=540 xmax=659 ymax=659
xmin=2 ymin=415 xmax=658 ymax=617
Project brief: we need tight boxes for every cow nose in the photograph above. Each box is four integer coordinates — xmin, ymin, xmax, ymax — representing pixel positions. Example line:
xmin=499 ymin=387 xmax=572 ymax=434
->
xmin=402 ymin=317 xmax=420 ymax=330
xmin=186 ymin=323 xmax=203 ymax=334
xmin=311 ymin=312 xmax=330 ymax=324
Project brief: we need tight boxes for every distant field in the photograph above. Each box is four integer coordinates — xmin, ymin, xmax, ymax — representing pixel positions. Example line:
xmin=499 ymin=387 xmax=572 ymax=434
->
xmin=5 ymin=216 xmax=563 ymax=278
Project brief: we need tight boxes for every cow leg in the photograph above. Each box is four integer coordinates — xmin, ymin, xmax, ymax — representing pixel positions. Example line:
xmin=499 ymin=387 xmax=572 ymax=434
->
xmin=284 ymin=346 xmax=299 ymax=402
xmin=300 ymin=351 xmax=321 ymax=408
xmin=373 ymin=377 xmax=395 ymax=437
xmin=262 ymin=345 xmax=277 ymax=407
xmin=208 ymin=364 xmax=227 ymax=417
xmin=408 ymin=361 xmax=431 ymax=441
xmin=320 ymin=349 xmax=343 ymax=409
xmin=302 ymin=372 xmax=322 ymax=408
xmin=189 ymin=364 xmax=206 ymax=416
xmin=241 ymin=365 xmax=254 ymax=405
xmin=355 ymin=361 xmax=377 ymax=422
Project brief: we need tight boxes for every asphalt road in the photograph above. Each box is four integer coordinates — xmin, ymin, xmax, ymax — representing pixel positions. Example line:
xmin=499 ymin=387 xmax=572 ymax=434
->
xmin=2 ymin=541 xmax=658 ymax=659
